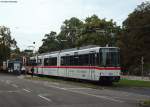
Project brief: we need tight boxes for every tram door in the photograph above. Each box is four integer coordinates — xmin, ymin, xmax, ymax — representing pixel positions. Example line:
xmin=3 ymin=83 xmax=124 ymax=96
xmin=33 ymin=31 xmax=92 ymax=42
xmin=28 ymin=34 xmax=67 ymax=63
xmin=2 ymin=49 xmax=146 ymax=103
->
xmin=89 ymin=51 xmax=96 ymax=80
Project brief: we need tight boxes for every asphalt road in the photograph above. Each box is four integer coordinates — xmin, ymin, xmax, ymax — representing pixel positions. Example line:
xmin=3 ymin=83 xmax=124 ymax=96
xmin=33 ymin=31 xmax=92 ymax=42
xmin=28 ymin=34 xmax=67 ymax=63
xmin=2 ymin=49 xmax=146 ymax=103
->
xmin=0 ymin=73 xmax=149 ymax=107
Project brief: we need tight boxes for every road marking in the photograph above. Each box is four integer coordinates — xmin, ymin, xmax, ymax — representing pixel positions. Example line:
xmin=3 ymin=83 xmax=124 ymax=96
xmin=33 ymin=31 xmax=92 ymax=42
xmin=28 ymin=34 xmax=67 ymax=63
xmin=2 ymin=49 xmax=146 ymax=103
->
xmin=38 ymin=95 xmax=52 ymax=102
xmin=23 ymin=89 xmax=31 ymax=93
xmin=7 ymin=90 xmax=19 ymax=93
xmin=6 ymin=80 xmax=13 ymax=84
xmin=0 ymin=90 xmax=20 ymax=93
xmin=11 ymin=84 xmax=18 ymax=88
xmin=65 ymin=87 xmax=91 ymax=90
xmin=47 ymin=85 xmax=124 ymax=103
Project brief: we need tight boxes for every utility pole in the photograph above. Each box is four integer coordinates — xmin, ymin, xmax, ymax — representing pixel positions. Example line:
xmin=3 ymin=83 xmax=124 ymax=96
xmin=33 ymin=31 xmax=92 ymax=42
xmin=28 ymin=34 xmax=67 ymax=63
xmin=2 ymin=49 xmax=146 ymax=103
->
xmin=141 ymin=56 xmax=144 ymax=79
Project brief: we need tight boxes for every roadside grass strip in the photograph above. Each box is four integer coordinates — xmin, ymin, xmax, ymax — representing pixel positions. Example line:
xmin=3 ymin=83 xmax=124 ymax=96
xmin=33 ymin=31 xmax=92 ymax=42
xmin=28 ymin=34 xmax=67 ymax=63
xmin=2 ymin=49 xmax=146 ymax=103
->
xmin=114 ymin=80 xmax=150 ymax=88
xmin=26 ymin=76 xmax=150 ymax=88
xmin=139 ymin=99 xmax=150 ymax=107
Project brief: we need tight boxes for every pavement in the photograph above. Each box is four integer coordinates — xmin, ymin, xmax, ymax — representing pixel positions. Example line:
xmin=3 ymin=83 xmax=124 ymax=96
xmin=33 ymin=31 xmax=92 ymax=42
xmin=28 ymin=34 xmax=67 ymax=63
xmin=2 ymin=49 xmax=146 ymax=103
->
xmin=0 ymin=73 xmax=150 ymax=107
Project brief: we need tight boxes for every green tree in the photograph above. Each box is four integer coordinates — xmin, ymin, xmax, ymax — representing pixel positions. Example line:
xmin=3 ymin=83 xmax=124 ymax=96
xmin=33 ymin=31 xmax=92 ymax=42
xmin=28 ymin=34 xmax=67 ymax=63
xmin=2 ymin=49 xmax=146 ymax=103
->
xmin=39 ymin=15 xmax=120 ymax=53
xmin=38 ymin=31 xmax=59 ymax=53
xmin=57 ymin=17 xmax=83 ymax=49
xmin=119 ymin=1 xmax=150 ymax=75
xmin=77 ymin=15 xmax=121 ymax=47
xmin=0 ymin=26 xmax=17 ymax=65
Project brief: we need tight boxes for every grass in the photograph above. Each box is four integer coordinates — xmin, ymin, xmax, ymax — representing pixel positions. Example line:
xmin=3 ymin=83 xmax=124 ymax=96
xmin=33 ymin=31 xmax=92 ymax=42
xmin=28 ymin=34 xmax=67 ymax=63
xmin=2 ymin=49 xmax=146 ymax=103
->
xmin=26 ymin=75 xmax=150 ymax=88
xmin=140 ymin=99 xmax=150 ymax=107
xmin=114 ymin=79 xmax=150 ymax=88
xmin=143 ymin=100 xmax=150 ymax=105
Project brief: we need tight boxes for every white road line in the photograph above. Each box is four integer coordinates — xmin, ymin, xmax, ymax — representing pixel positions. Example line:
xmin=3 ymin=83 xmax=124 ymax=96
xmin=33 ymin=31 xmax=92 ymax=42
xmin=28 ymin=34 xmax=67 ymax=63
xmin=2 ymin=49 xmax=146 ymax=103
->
xmin=23 ymin=89 xmax=31 ymax=93
xmin=65 ymin=88 xmax=91 ymax=90
xmin=6 ymin=80 xmax=12 ymax=84
xmin=47 ymin=85 xmax=124 ymax=103
xmin=7 ymin=90 xmax=19 ymax=93
xmin=11 ymin=84 xmax=18 ymax=88
xmin=0 ymin=90 xmax=20 ymax=93
xmin=38 ymin=95 xmax=52 ymax=102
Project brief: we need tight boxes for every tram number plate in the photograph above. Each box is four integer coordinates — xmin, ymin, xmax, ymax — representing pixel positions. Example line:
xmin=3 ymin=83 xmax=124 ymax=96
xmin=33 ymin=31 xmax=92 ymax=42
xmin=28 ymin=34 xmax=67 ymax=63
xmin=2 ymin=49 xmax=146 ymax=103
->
xmin=109 ymin=73 xmax=113 ymax=76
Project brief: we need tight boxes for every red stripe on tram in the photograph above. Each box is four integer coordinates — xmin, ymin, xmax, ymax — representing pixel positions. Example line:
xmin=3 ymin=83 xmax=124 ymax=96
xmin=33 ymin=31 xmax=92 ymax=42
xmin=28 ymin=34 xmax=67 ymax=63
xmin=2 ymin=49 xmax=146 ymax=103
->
xmin=34 ymin=66 xmax=121 ymax=70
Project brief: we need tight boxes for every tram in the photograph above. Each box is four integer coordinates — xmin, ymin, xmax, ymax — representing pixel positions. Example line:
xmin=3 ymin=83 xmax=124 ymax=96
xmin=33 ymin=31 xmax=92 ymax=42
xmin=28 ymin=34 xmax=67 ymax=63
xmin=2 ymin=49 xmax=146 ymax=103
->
xmin=29 ymin=45 xmax=121 ymax=83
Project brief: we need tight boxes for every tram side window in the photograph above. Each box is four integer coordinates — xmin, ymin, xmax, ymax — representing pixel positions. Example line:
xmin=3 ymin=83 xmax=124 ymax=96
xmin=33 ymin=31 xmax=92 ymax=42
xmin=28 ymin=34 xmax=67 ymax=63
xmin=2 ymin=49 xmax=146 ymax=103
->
xmin=44 ymin=58 xmax=49 ymax=66
xmin=79 ymin=53 xmax=98 ymax=66
xmin=70 ymin=54 xmax=89 ymax=66
xmin=96 ymin=53 xmax=100 ymax=66
xmin=73 ymin=55 xmax=79 ymax=65
xmin=75 ymin=54 xmax=89 ymax=66
xmin=61 ymin=54 xmax=91 ymax=66
xmin=61 ymin=56 xmax=66 ymax=66
xmin=89 ymin=53 xmax=95 ymax=66
xmin=70 ymin=56 xmax=74 ymax=66
xmin=83 ymin=54 xmax=89 ymax=66
xmin=44 ymin=57 xmax=57 ymax=66
xmin=37 ymin=59 xmax=42 ymax=65
xmin=49 ymin=57 xmax=57 ymax=66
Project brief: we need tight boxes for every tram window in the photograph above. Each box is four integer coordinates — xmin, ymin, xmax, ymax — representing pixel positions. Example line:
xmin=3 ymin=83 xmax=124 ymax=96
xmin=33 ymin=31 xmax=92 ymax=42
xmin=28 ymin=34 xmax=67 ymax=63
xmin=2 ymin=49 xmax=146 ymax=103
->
xmin=70 ymin=56 xmax=74 ymax=66
xmin=84 ymin=54 xmax=89 ymax=65
xmin=49 ymin=57 xmax=57 ymax=66
xmin=37 ymin=59 xmax=42 ymax=65
xmin=44 ymin=58 xmax=49 ymax=66
xmin=77 ymin=54 xmax=89 ymax=66
xmin=96 ymin=53 xmax=100 ymax=66
xmin=73 ymin=55 xmax=79 ymax=65
xmin=61 ymin=56 xmax=65 ymax=65
xmin=99 ymin=48 xmax=120 ymax=67
xmin=78 ymin=55 xmax=83 ymax=65
xmin=61 ymin=56 xmax=72 ymax=66
xmin=61 ymin=54 xmax=92 ymax=66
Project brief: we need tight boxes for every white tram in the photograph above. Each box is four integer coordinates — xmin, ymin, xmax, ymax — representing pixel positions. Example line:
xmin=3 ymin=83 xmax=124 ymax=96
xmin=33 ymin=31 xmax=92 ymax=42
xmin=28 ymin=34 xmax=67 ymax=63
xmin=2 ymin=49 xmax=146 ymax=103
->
xmin=29 ymin=46 xmax=121 ymax=83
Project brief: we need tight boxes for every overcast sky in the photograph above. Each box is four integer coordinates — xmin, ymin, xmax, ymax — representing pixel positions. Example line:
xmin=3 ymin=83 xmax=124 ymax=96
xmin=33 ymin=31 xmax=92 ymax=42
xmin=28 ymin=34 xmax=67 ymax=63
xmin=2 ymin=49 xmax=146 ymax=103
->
xmin=0 ymin=0 xmax=148 ymax=50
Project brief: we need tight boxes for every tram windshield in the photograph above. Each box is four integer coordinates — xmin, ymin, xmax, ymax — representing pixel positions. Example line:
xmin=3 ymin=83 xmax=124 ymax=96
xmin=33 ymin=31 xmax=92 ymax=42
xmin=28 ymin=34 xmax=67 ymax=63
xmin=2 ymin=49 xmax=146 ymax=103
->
xmin=99 ymin=48 xmax=120 ymax=67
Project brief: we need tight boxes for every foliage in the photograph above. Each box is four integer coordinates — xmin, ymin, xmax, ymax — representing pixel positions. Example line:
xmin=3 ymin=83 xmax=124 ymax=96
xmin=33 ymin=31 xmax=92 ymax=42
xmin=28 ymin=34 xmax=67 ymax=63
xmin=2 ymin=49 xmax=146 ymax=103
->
xmin=77 ymin=15 xmax=121 ymax=47
xmin=57 ymin=17 xmax=84 ymax=49
xmin=0 ymin=26 xmax=17 ymax=65
xmin=39 ymin=15 xmax=120 ymax=53
xmin=10 ymin=47 xmax=21 ymax=60
xmin=119 ymin=1 xmax=150 ymax=75
xmin=39 ymin=31 xmax=59 ymax=53
xmin=142 ymin=100 xmax=150 ymax=106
